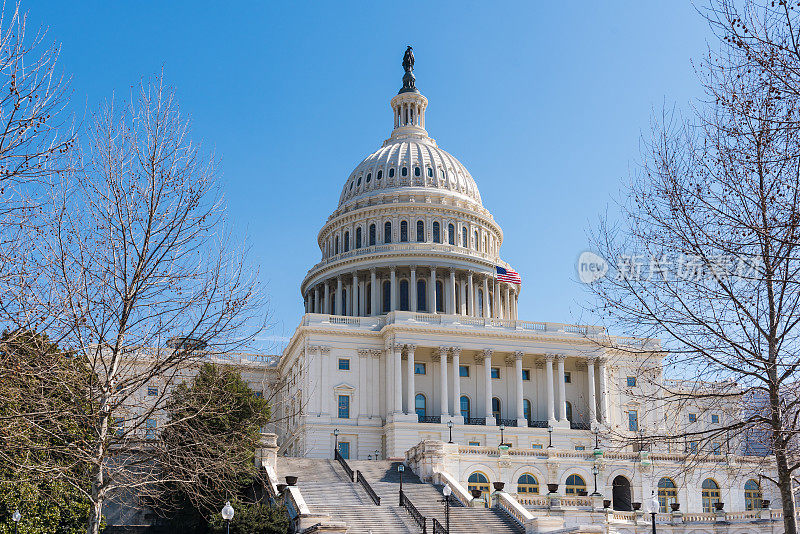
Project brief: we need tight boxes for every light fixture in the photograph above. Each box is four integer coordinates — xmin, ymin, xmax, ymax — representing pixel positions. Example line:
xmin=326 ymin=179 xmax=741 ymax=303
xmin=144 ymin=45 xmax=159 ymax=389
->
xmin=221 ymin=501 xmax=234 ymax=534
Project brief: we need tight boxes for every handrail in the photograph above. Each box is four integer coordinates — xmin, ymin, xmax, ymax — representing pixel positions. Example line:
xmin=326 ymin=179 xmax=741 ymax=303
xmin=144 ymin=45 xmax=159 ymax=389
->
xmin=356 ymin=470 xmax=381 ymax=506
xmin=432 ymin=517 xmax=447 ymax=534
xmin=400 ymin=489 xmax=428 ymax=533
xmin=334 ymin=448 xmax=355 ymax=482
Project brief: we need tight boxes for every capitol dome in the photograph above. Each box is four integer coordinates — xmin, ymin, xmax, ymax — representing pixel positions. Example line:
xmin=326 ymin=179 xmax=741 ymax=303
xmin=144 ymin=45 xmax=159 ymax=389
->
xmin=300 ymin=49 xmax=520 ymax=322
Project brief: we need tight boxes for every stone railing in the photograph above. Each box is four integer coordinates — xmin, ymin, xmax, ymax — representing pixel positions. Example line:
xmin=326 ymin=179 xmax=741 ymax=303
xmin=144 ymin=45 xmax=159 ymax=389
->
xmin=493 ymin=491 xmax=534 ymax=528
xmin=433 ymin=471 xmax=473 ymax=507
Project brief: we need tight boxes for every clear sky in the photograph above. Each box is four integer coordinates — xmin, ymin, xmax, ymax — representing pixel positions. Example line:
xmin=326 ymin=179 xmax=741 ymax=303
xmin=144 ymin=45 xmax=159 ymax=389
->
xmin=27 ymin=2 xmax=712 ymax=351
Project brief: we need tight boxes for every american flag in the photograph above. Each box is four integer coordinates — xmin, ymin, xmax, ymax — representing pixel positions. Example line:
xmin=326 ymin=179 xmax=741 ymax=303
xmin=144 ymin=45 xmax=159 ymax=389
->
xmin=496 ymin=265 xmax=521 ymax=284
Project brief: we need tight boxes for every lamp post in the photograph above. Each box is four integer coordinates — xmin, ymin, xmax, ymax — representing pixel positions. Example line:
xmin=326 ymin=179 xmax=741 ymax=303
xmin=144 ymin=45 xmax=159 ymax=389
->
xmin=221 ymin=501 xmax=234 ymax=534
xmin=648 ymin=491 xmax=659 ymax=534
xmin=593 ymin=426 xmax=600 ymax=449
xmin=591 ymin=464 xmax=600 ymax=496
xmin=547 ymin=424 xmax=554 ymax=448
xmin=334 ymin=428 xmax=339 ymax=456
xmin=442 ymin=485 xmax=452 ymax=533
xmin=499 ymin=424 xmax=505 ymax=446
xmin=447 ymin=420 xmax=454 ymax=443
xmin=375 ymin=449 xmax=380 ymax=460
xmin=398 ymin=464 xmax=405 ymax=506
xmin=12 ymin=510 xmax=20 ymax=534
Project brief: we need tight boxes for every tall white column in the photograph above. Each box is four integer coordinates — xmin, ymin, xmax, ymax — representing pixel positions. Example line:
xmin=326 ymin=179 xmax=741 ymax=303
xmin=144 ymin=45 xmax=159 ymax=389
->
xmin=588 ymin=358 xmax=597 ymax=425
xmin=394 ymin=343 xmax=403 ymax=414
xmin=406 ymin=344 xmax=416 ymax=415
xmin=410 ymin=266 xmax=417 ymax=312
xmin=429 ymin=266 xmax=437 ymax=313
xmin=370 ymin=269 xmax=377 ymax=316
xmin=313 ymin=287 xmax=320 ymax=313
xmin=352 ymin=271 xmax=359 ymax=316
xmin=438 ymin=346 xmax=449 ymax=418
xmin=459 ymin=278 xmax=467 ymax=315
xmin=505 ymin=285 xmax=511 ymax=320
xmin=390 ymin=267 xmax=397 ymax=311
xmin=546 ymin=355 xmax=556 ymax=424
xmin=482 ymin=276 xmax=490 ymax=318
xmin=598 ymin=358 xmax=609 ymax=424
xmin=449 ymin=268 xmax=456 ymax=314
xmin=336 ymin=277 xmax=343 ymax=315
xmin=467 ymin=272 xmax=474 ymax=316
xmin=483 ymin=349 xmax=494 ymax=424
xmin=324 ymin=281 xmax=330 ymax=314
xmin=515 ymin=351 xmax=525 ymax=423
xmin=384 ymin=344 xmax=393 ymax=415
xmin=496 ymin=280 xmax=503 ymax=320
xmin=557 ymin=355 xmax=567 ymax=422
xmin=451 ymin=347 xmax=461 ymax=417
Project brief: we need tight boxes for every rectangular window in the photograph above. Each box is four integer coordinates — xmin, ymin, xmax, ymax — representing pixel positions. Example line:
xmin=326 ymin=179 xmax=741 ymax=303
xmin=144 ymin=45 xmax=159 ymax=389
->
xmin=254 ymin=391 xmax=264 ymax=398
xmin=145 ymin=418 xmax=157 ymax=439
xmin=575 ymin=446 xmax=586 ymax=451
xmin=338 ymin=358 xmax=350 ymax=370
xmin=338 ymin=441 xmax=350 ymax=459
xmin=689 ymin=441 xmax=699 ymax=453
xmin=459 ymin=365 xmax=470 ymax=377
xmin=468 ymin=441 xmax=480 ymax=447
xmin=564 ymin=372 xmax=571 ymax=383
xmin=491 ymin=367 xmax=500 ymax=379
xmin=689 ymin=413 xmax=697 ymax=423
xmin=712 ymin=442 xmax=721 ymax=455
xmin=147 ymin=386 xmax=158 ymax=396
xmin=521 ymin=369 xmax=531 ymax=381
xmin=628 ymin=410 xmax=638 ymax=432
xmin=531 ymin=443 xmax=543 ymax=449
xmin=114 ymin=417 xmax=124 ymax=437
xmin=338 ymin=395 xmax=350 ymax=419
xmin=626 ymin=376 xmax=637 ymax=387
xmin=711 ymin=414 xmax=719 ymax=424
xmin=415 ymin=362 xmax=426 ymax=375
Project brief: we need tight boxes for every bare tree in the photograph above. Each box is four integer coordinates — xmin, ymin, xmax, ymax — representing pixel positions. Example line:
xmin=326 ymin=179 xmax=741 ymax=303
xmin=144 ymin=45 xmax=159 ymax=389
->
xmin=0 ymin=73 xmax=266 ymax=534
xmin=585 ymin=1 xmax=800 ymax=532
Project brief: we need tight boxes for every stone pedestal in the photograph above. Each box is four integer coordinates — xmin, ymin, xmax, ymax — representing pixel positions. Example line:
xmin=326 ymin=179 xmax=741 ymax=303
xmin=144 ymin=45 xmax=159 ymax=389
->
xmin=670 ymin=511 xmax=683 ymax=524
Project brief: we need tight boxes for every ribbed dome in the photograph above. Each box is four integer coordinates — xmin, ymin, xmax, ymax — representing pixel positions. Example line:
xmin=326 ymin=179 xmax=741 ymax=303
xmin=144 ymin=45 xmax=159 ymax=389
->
xmin=337 ymin=137 xmax=483 ymax=208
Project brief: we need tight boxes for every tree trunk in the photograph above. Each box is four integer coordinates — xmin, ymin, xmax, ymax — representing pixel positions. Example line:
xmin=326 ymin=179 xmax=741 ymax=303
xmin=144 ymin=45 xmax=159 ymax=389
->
xmin=776 ymin=447 xmax=797 ymax=534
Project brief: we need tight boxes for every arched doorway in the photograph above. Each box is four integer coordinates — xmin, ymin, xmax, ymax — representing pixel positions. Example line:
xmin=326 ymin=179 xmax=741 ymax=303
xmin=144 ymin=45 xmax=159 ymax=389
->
xmin=612 ymin=475 xmax=632 ymax=511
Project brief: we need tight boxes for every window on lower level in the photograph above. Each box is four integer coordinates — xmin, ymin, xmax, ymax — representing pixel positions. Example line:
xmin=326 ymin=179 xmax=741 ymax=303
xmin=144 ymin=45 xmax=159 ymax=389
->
xmin=491 ymin=367 xmax=500 ymax=379
xmin=145 ymin=418 xmax=157 ymax=439
xmin=689 ymin=441 xmax=699 ymax=453
xmin=338 ymin=358 xmax=350 ymax=370
xmin=468 ymin=441 xmax=481 ymax=447
xmin=564 ymin=372 xmax=571 ymax=383
xmin=415 ymin=362 xmax=426 ymax=375
xmin=575 ymin=446 xmax=586 ymax=451
xmin=521 ymin=369 xmax=531 ymax=381
xmin=147 ymin=386 xmax=158 ymax=396
xmin=338 ymin=395 xmax=350 ymax=419
xmin=114 ymin=417 xmax=124 ymax=437
xmin=459 ymin=365 xmax=469 ymax=377
xmin=531 ymin=443 xmax=543 ymax=449
xmin=627 ymin=376 xmax=637 ymax=387
xmin=689 ymin=413 xmax=697 ymax=423
xmin=712 ymin=442 xmax=721 ymax=455
xmin=711 ymin=414 xmax=719 ymax=424
xmin=628 ymin=410 xmax=638 ymax=432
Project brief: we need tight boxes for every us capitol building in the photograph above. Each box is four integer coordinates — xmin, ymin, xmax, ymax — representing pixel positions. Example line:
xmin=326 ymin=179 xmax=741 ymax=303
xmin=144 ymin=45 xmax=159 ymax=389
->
xmin=255 ymin=49 xmax=785 ymax=534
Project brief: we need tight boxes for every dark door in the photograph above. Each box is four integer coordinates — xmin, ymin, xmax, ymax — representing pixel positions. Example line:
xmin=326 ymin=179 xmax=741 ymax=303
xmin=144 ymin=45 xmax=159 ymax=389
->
xmin=612 ymin=475 xmax=632 ymax=511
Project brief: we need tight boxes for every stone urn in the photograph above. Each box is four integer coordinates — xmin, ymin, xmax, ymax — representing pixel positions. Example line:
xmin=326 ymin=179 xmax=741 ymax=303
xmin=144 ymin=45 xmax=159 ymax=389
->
xmin=761 ymin=500 xmax=770 ymax=509
xmin=670 ymin=502 xmax=680 ymax=512
xmin=285 ymin=475 xmax=298 ymax=486
xmin=471 ymin=489 xmax=483 ymax=498
xmin=493 ymin=482 xmax=505 ymax=491
xmin=547 ymin=483 xmax=559 ymax=494
xmin=603 ymin=499 xmax=612 ymax=509
xmin=632 ymin=502 xmax=642 ymax=511
xmin=276 ymin=483 xmax=288 ymax=494
xmin=714 ymin=502 xmax=725 ymax=511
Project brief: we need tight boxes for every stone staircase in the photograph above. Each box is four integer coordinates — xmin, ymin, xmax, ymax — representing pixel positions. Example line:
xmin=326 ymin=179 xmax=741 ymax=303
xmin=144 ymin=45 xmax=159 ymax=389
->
xmin=276 ymin=457 xmax=523 ymax=534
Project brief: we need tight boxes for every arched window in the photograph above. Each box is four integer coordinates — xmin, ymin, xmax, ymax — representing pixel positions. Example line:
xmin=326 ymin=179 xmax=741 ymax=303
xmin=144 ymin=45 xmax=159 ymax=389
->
xmin=565 ymin=475 xmax=586 ymax=495
xmin=402 ymin=166 xmax=408 ymax=177
xmin=744 ymin=479 xmax=762 ymax=511
xmin=492 ymin=397 xmax=501 ymax=425
xmin=427 ymin=167 xmax=433 ymax=177
xmin=477 ymin=289 xmax=484 ymax=317
xmin=355 ymin=227 xmax=362 ymax=249
xmin=357 ymin=176 xmax=361 ymax=187
xmin=344 ymin=231 xmax=350 ymax=252
xmin=389 ymin=168 xmax=395 ymax=178
xmin=399 ymin=279 xmax=409 ymax=311
xmin=366 ymin=172 xmax=372 ymax=183
xmin=415 ymin=394 xmax=426 ymax=420
xmin=417 ymin=280 xmax=427 ymax=312
xmin=468 ymin=472 xmax=490 ymax=499
xmin=462 ymin=227 xmax=468 ymax=247
xmin=517 ymin=474 xmax=539 ymax=494
xmin=382 ymin=281 xmax=391 ymax=313
xmin=369 ymin=224 xmax=376 ymax=246
xmin=473 ymin=230 xmax=479 ymax=250
xmin=460 ymin=396 xmax=470 ymax=419
xmin=433 ymin=222 xmax=441 ymax=243
xmin=566 ymin=401 xmax=573 ymax=422
xmin=702 ymin=479 xmax=720 ymax=512
xmin=523 ymin=399 xmax=532 ymax=426
xmin=335 ymin=236 xmax=339 ymax=255
xmin=414 ymin=166 xmax=421 ymax=177
xmin=448 ymin=223 xmax=455 ymax=245
xmin=384 ymin=221 xmax=392 ymax=243
xmin=436 ymin=280 xmax=444 ymax=312
xmin=416 ymin=220 xmax=425 ymax=242
xmin=658 ymin=478 xmax=678 ymax=513
xmin=400 ymin=220 xmax=408 ymax=242
xmin=341 ymin=287 xmax=348 ymax=316
xmin=377 ymin=169 xmax=383 ymax=180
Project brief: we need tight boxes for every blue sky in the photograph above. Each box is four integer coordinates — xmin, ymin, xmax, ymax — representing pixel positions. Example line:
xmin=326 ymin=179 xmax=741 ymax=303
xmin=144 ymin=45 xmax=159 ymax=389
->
xmin=28 ymin=2 xmax=712 ymax=351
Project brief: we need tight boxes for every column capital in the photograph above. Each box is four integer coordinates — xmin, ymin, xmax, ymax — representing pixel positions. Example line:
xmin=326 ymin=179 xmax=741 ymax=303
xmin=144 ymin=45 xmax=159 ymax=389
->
xmin=555 ymin=353 xmax=567 ymax=361
xmin=390 ymin=266 xmax=397 ymax=273
xmin=430 ymin=265 xmax=437 ymax=272
xmin=410 ymin=265 xmax=417 ymax=271
xmin=475 ymin=354 xmax=485 ymax=364
xmin=449 ymin=267 xmax=456 ymax=275
xmin=307 ymin=345 xmax=320 ymax=354
xmin=483 ymin=348 xmax=493 ymax=359
xmin=370 ymin=267 xmax=376 ymax=274
xmin=514 ymin=350 xmax=524 ymax=360
xmin=319 ymin=346 xmax=331 ymax=355
xmin=545 ymin=353 xmax=556 ymax=362
xmin=438 ymin=346 xmax=449 ymax=358
xmin=504 ymin=355 xmax=515 ymax=366
xmin=357 ymin=348 xmax=371 ymax=357
xmin=405 ymin=343 xmax=416 ymax=353
xmin=451 ymin=347 xmax=462 ymax=357
xmin=393 ymin=342 xmax=404 ymax=352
